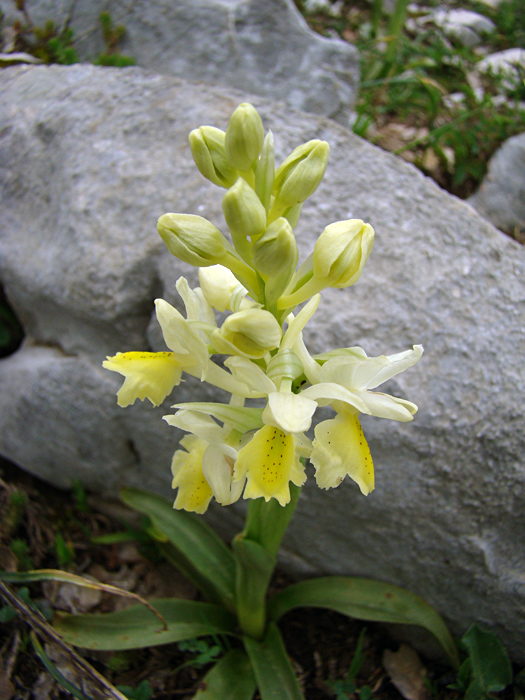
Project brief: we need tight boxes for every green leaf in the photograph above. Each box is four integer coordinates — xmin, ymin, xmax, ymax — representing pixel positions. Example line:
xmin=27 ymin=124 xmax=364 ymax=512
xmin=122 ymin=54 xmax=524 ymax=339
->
xmin=53 ymin=599 xmax=237 ymax=651
xmin=461 ymin=624 xmax=513 ymax=696
xmin=119 ymin=488 xmax=236 ymax=611
xmin=244 ymin=622 xmax=304 ymax=700
xmin=268 ymin=576 xmax=459 ymax=669
xmin=192 ymin=649 xmax=257 ymax=700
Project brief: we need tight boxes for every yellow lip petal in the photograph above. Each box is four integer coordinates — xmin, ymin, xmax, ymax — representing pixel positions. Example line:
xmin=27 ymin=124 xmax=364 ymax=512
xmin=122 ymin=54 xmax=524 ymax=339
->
xmin=103 ymin=351 xmax=182 ymax=407
xmin=311 ymin=412 xmax=374 ymax=495
xmin=171 ymin=436 xmax=213 ymax=514
xmin=234 ymin=425 xmax=306 ymax=506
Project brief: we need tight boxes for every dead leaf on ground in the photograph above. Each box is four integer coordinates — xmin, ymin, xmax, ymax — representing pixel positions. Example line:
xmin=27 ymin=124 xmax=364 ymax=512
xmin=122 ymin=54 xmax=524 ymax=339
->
xmin=382 ymin=644 xmax=430 ymax=700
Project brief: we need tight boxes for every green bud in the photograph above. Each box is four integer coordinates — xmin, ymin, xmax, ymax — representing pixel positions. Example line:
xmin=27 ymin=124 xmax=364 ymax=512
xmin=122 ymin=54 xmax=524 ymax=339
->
xmin=253 ymin=218 xmax=299 ymax=303
xmin=225 ymin=103 xmax=265 ymax=172
xmin=313 ymin=219 xmax=374 ymax=288
xmin=253 ymin=218 xmax=298 ymax=278
xmin=212 ymin=308 xmax=282 ymax=358
xmin=157 ymin=213 xmax=228 ymax=267
xmin=189 ymin=126 xmax=238 ymax=188
xmin=222 ymin=178 xmax=267 ymax=262
xmin=254 ymin=131 xmax=275 ymax=211
xmin=273 ymin=140 xmax=329 ymax=208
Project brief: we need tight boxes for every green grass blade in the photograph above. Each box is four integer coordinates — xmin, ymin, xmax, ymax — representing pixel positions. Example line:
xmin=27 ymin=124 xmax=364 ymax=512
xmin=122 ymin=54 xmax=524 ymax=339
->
xmin=243 ymin=622 xmax=305 ymax=700
xmin=31 ymin=632 xmax=98 ymax=700
xmin=192 ymin=649 xmax=256 ymax=700
xmin=53 ymin=599 xmax=237 ymax=651
xmin=267 ymin=577 xmax=459 ymax=669
xmin=119 ymin=488 xmax=235 ymax=610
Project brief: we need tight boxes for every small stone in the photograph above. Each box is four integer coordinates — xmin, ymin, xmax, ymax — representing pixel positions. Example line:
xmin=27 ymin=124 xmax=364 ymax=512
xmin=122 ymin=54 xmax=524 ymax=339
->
xmin=477 ymin=48 xmax=525 ymax=90
xmin=431 ymin=9 xmax=496 ymax=47
xmin=468 ymin=132 xmax=525 ymax=239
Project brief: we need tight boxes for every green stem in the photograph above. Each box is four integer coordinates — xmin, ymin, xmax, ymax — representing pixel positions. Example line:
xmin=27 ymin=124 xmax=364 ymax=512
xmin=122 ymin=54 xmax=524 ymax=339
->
xmin=233 ymin=485 xmax=302 ymax=639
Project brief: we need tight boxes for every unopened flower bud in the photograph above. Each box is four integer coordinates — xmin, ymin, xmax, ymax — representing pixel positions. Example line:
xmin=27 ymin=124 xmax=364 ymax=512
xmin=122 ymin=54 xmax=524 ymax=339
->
xmin=253 ymin=218 xmax=298 ymax=278
xmin=158 ymin=213 xmax=228 ymax=267
xmin=254 ymin=131 xmax=275 ymax=211
xmin=225 ymin=103 xmax=265 ymax=172
xmin=199 ymin=265 xmax=249 ymax=312
xmin=313 ymin=219 xmax=374 ymax=288
xmin=189 ymin=126 xmax=238 ymax=188
xmin=222 ymin=178 xmax=267 ymax=262
xmin=212 ymin=308 xmax=282 ymax=358
xmin=273 ymin=140 xmax=329 ymax=208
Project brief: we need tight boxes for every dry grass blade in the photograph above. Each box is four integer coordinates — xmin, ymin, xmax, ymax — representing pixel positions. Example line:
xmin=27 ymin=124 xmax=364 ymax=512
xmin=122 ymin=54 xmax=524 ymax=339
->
xmin=0 ymin=581 xmax=129 ymax=700
xmin=0 ymin=568 xmax=168 ymax=630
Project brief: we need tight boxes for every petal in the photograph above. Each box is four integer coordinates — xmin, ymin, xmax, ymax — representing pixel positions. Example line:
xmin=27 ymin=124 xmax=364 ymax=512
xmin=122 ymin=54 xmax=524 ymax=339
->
xmin=234 ymin=425 xmax=306 ymax=506
xmin=311 ymin=413 xmax=374 ymax=495
xmin=164 ymin=409 xmax=225 ymax=443
xmin=365 ymin=345 xmax=423 ymax=389
xmin=357 ymin=390 xmax=418 ymax=422
xmin=103 ymin=351 xmax=182 ymax=407
xmin=262 ymin=391 xmax=317 ymax=433
xmin=202 ymin=443 xmax=244 ymax=505
xmin=300 ymin=382 xmax=371 ymax=414
xmin=319 ymin=352 xmax=389 ymax=390
xmin=171 ymin=437 xmax=213 ymax=514
xmin=155 ymin=299 xmax=209 ymax=374
xmin=176 ymin=276 xmax=216 ymax=326
xmin=224 ymin=356 xmax=276 ymax=395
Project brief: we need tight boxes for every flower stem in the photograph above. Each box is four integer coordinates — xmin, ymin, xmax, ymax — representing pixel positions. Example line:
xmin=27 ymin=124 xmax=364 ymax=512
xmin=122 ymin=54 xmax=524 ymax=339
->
xmin=233 ymin=486 xmax=302 ymax=639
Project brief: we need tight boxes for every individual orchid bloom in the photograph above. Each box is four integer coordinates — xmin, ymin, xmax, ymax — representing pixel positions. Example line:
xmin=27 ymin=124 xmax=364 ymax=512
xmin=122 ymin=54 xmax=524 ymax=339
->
xmin=299 ymin=344 xmax=423 ymax=495
xmin=103 ymin=295 xmax=211 ymax=407
xmin=302 ymin=345 xmax=423 ymax=421
xmin=164 ymin=409 xmax=246 ymax=510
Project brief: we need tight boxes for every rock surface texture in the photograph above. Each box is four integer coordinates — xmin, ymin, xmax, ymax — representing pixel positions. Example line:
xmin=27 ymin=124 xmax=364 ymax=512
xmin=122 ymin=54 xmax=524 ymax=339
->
xmin=0 ymin=0 xmax=359 ymax=126
xmin=469 ymin=132 xmax=525 ymax=241
xmin=1 ymin=65 xmax=524 ymax=661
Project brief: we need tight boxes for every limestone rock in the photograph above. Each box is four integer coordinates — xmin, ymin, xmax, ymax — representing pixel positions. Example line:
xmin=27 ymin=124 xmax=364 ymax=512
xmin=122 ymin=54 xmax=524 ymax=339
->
xmin=418 ymin=9 xmax=496 ymax=47
xmin=1 ymin=65 xmax=524 ymax=661
xmin=0 ymin=0 xmax=359 ymax=126
xmin=477 ymin=48 xmax=525 ymax=91
xmin=468 ymin=132 xmax=525 ymax=241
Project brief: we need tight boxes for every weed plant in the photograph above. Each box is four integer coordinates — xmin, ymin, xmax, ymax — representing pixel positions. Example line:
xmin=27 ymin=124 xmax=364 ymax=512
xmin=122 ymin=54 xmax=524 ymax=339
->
xmin=297 ymin=0 xmax=525 ymax=200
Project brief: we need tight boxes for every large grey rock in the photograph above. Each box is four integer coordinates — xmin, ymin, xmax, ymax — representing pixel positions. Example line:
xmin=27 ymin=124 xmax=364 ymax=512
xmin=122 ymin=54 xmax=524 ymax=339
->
xmin=469 ymin=132 xmax=525 ymax=241
xmin=0 ymin=0 xmax=359 ymax=126
xmin=1 ymin=65 xmax=525 ymax=661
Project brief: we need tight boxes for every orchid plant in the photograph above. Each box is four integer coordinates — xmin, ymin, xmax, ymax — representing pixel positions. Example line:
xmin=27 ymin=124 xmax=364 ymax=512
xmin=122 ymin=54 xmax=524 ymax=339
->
xmin=1 ymin=104 xmax=459 ymax=698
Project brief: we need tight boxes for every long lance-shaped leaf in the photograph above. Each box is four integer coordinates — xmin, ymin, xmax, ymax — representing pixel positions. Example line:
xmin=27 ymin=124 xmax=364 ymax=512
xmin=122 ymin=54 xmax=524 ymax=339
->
xmin=53 ymin=599 xmax=237 ymax=651
xmin=267 ymin=577 xmax=459 ymax=669
xmin=192 ymin=649 xmax=257 ymax=700
xmin=243 ymin=622 xmax=305 ymax=700
xmin=120 ymin=487 xmax=236 ymax=611
xmin=0 ymin=569 xmax=167 ymax=630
